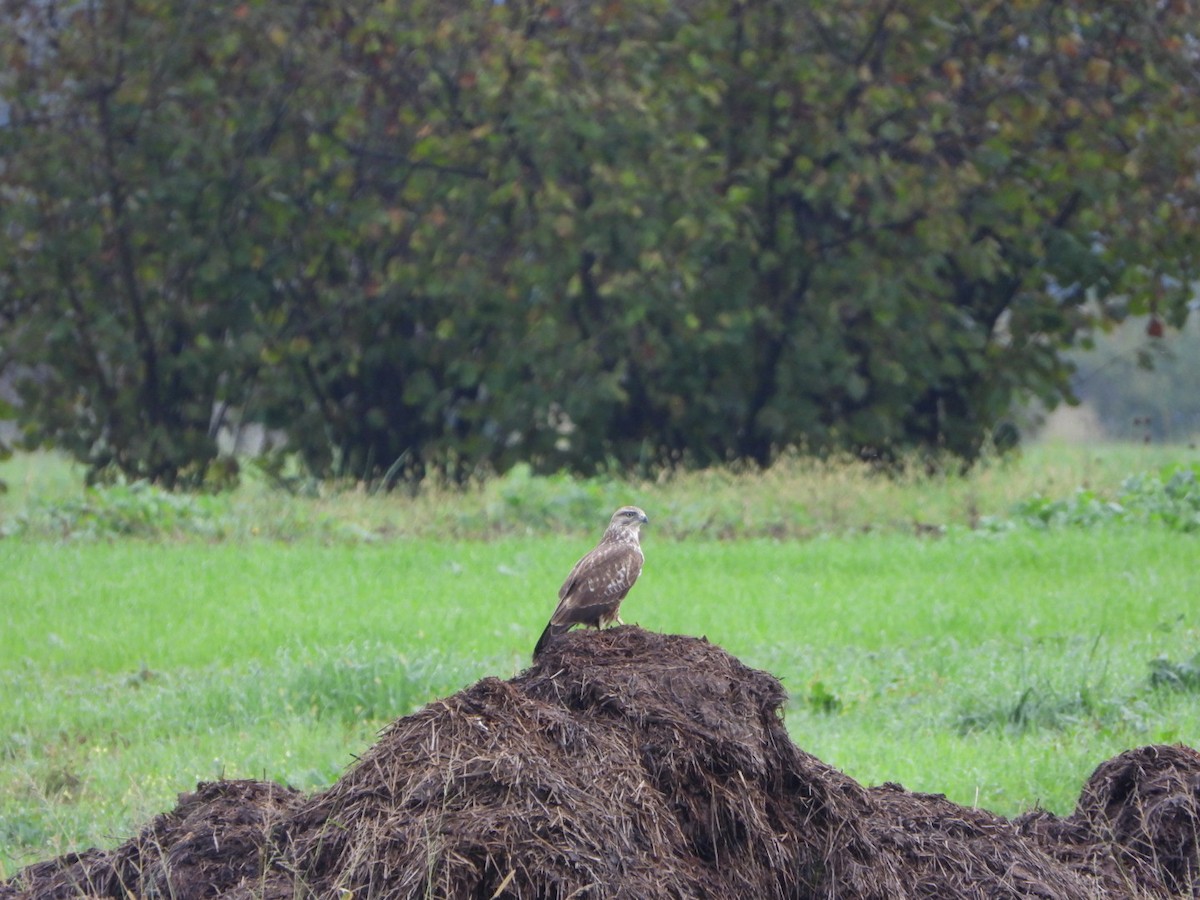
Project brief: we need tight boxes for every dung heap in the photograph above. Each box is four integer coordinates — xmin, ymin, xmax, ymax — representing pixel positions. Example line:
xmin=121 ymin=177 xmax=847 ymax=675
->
xmin=5 ymin=627 xmax=1199 ymax=899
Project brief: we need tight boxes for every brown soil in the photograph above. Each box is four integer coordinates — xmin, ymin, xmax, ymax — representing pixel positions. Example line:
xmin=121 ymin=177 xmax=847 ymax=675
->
xmin=5 ymin=627 xmax=1198 ymax=898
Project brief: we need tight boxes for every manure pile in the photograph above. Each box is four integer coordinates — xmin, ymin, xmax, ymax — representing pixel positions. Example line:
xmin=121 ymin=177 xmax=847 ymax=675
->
xmin=5 ymin=628 xmax=1199 ymax=899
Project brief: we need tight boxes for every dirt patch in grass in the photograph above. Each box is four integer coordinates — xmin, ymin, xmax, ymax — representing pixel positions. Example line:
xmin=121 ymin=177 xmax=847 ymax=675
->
xmin=5 ymin=628 xmax=1198 ymax=898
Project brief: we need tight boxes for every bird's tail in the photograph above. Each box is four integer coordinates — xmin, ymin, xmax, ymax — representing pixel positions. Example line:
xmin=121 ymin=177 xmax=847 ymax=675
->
xmin=533 ymin=621 xmax=569 ymax=659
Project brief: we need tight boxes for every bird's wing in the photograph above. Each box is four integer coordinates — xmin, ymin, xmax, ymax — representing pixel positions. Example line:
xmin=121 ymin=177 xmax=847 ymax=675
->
xmin=557 ymin=548 xmax=592 ymax=602
xmin=558 ymin=539 xmax=627 ymax=599
xmin=551 ymin=541 xmax=643 ymax=626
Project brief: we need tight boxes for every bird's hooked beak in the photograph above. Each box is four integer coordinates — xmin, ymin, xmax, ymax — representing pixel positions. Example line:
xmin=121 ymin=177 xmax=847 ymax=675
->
xmin=639 ymin=511 xmax=649 ymax=524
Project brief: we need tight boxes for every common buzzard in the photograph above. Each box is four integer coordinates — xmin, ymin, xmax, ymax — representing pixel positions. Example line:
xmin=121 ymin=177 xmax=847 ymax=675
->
xmin=533 ymin=505 xmax=648 ymax=658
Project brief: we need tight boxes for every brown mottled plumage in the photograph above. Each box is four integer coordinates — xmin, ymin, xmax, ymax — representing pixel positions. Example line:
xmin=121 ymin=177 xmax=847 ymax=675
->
xmin=533 ymin=506 xmax=648 ymax=658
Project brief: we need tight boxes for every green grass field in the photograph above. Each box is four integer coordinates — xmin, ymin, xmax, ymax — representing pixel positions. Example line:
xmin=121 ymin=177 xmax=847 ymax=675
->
xmin=2 ymin=445 xmax=1199 ymax=876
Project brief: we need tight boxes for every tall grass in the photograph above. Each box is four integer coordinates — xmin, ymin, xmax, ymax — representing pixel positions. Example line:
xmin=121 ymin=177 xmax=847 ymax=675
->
xmin=4 ymin=442 xmax=1197 ymax=541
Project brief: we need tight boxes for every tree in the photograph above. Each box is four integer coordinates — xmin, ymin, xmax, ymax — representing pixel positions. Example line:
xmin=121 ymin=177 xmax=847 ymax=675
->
xmin=0 ymin=0 xmax=338 ymax=486
xmin=2 ymin=0 xmax=1197 ymax=485
xmin=599 ymin=0 xmax=1200 ymax=465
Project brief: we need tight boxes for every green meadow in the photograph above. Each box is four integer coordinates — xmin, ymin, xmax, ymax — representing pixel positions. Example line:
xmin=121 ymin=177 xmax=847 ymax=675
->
xmin=2 ymin=445 xmax=1199 ymax=876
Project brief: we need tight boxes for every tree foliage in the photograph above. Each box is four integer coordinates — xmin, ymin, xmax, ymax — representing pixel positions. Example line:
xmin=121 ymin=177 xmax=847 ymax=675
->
xmin=1 ymin=0 xmax=1197 ymax=486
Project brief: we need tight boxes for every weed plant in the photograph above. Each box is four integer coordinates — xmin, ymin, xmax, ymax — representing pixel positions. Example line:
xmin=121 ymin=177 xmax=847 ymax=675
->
xmin=3 ymin=443 xmax=1199 ymax=542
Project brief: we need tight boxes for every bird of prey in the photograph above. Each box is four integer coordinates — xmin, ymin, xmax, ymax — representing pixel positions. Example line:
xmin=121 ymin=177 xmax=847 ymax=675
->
xmin=533 ymin=505 xmax=649 ymax=658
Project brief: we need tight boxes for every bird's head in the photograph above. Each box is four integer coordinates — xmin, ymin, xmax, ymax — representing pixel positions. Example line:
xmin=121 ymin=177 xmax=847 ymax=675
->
xmin=608 ymin=505 xmax=649 ymax=533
